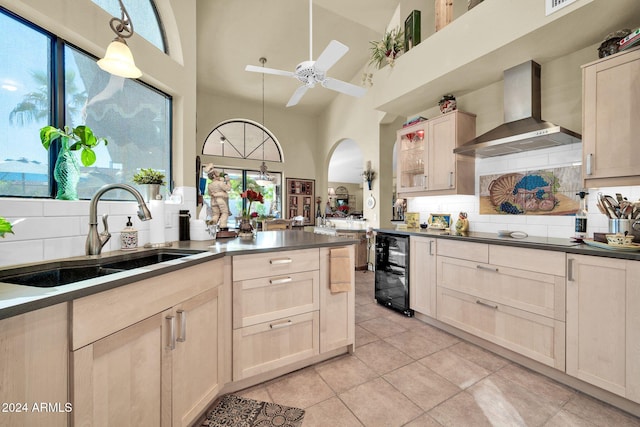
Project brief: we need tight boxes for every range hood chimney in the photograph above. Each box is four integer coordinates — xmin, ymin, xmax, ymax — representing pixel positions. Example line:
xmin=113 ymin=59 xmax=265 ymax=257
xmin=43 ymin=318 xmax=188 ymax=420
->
xmin=454 ymin=61 xmax=581 ymax=158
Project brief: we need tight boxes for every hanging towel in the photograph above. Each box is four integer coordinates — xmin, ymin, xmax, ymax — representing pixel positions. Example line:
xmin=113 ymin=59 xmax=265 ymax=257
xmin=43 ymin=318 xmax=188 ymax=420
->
xmin=330 ymin=247 xmax=352 ymax=293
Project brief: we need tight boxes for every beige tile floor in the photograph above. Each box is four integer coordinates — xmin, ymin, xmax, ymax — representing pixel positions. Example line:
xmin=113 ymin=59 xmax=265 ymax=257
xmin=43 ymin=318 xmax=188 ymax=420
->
xmin=236 ymin=271 xmax=640 ymax=427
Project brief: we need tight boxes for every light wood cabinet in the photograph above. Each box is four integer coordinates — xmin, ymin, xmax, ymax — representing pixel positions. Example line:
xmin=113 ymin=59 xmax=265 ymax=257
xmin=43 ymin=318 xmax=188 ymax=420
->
xmin=566 ymin=254 xmax=640 ymax=403
xmin=436 ymin=242 xmax=566 ymax=369
xmin=582 ymin=47 xmax=640 ymax=187
xmin=396 ymin=110 xmax=476 ymax=197
xmin=0 ymin=303 xmax=68 ymax=427
xmin=232 ymin=248 xmax=321 ymax=381
xmin=70 ymin=258 xmax=230 ymax=427
xmin=410 ymin=236 xmax=437 ymax=316
xmin=319 ymin=246 xmax=355 ymax=353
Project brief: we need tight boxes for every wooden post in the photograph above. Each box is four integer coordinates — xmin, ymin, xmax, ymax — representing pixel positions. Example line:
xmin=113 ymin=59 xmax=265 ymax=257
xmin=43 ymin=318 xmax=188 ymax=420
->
xmin=435 ymin=0 xmax=453 ymax=31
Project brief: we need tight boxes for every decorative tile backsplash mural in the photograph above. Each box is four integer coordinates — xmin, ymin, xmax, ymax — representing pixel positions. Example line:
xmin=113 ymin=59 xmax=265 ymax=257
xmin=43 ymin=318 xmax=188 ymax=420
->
xmin=479 ymin=166 xmax=581 ymax=215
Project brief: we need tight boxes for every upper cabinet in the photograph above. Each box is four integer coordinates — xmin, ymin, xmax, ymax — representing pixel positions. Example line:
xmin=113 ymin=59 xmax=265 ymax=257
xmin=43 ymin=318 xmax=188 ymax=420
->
xmin=396 ymin=110 xmax=476 ymax=197
xmin=582 ymin=47 xmax=640 ymax=187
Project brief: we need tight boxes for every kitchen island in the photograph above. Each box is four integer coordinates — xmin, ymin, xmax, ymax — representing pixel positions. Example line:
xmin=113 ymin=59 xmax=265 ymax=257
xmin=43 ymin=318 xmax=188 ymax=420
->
xmin=375 ymin=227 xmax=640 ymax=417
xmin=0 ymin=231 xmax=356 ymax=427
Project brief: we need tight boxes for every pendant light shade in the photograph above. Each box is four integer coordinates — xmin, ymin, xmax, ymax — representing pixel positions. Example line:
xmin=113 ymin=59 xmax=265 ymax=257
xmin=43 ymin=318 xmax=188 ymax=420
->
xmin=98 ymin=38 xmax=142 ymax=78
xmin=98 ymin=0 xmax=142 ymax=79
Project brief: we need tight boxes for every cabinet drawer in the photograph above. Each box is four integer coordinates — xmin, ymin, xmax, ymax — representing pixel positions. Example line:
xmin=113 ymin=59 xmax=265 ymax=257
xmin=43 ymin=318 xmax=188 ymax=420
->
xmin=232 ymin=248 xmax=319 ymax=281
xmin=490 ymin=245 xmax=565 ymax=277
xmin=233 ymin=311 xmax=319 ymax=380
xmin=437 ymin=256 xmax=565 ymax=320
xmin=436 ymin=239 xmax=488 ymax=263
xmin=437 ymin=287 xmax=565 ymax=370
xmin=233 ymin=270 xmax=319 ymax=328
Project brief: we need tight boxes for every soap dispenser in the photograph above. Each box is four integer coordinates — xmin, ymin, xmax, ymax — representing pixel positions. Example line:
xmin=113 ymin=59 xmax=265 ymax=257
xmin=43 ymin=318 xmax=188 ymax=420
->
xmin=120 ymin=216 xmax=138 ymax=250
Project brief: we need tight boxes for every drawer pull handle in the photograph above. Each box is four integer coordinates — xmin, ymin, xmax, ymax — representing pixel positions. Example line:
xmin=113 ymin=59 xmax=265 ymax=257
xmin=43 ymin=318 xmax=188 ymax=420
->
xmin=476 ymin=265 xmax=498 ymax=272
xmin=476 ymin=300 xmax=498 ymax=310
xmin=270 ymin=277 xmax=293 ymax=285
xmin=166 ymin=315 xmax=176 ymax=350
xmin=270 ymin=258 xmax=293 ymax=265
xmin=270 ymin=320 xmax=293 ymax=329
xmin=177 ymin=309 xmax=186 ymax=342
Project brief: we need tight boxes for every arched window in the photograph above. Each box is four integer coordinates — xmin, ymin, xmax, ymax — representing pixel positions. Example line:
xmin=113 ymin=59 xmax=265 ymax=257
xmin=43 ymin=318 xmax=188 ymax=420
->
xmin=91 ymin=0 xmax=166 ymax=53
xmin=202 ymin=119 xmax=283 ymax=162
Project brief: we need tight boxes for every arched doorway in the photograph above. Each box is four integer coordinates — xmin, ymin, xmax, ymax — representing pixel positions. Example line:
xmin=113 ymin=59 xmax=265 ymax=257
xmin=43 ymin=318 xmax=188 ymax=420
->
xmin=326 ymin=139 xmax=363 ymax=217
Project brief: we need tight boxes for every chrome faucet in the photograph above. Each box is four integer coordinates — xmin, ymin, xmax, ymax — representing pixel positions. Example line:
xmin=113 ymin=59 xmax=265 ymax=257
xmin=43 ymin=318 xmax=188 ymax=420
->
xmin=86 ymin=183 xmax=153 ymax=255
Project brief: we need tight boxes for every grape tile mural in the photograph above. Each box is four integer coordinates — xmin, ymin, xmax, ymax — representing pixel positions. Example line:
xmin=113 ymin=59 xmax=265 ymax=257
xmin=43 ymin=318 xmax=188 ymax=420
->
xmin=479 ymin=166 xmax=581 ymax=215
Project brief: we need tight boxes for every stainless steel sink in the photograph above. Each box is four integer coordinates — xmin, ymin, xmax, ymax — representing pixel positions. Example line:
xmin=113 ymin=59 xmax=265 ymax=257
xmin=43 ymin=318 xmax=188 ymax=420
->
xmin=0 ymin=250 xmax=200 ymax=288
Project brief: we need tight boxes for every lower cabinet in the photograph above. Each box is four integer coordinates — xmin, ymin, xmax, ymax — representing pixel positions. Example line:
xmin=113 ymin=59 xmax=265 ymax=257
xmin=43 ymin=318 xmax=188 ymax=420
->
xmin=436 ymin=243 xmax=566 ymax=370
xmin=409 ymin=236 xmax=437 ymax=317
xmin=0 ymin=303 xmax=68 ymax=427
xmin=70 ymin=258 xmax=230 ymax=427
xmin=566 ymin=254 xmax=640 ymax=403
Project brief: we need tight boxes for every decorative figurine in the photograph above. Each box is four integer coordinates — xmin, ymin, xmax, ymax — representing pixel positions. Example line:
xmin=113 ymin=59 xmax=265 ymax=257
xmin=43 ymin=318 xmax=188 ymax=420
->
xmin=206 ymin=165 xmax=231 ymax=230
xmin=455 ymin=212 xmax=469 ymax=232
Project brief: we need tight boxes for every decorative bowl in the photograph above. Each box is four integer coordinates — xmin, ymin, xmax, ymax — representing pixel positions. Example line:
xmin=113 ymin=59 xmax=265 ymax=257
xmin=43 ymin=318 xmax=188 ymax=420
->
xmin=420 ymin=222 xmax=428 ymax=229
xmin=606 ymin=233 xmax=634 ymax=246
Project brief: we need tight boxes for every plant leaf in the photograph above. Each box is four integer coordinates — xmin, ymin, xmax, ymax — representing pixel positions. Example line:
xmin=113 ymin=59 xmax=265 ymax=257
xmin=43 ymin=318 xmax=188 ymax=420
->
xmin=39 ymin=126 xmax=65 ymax=150
xmin=0 ymin=217 xmax=13 ymax=238
xmin=80 ymin=147 xmax=96 ymax=167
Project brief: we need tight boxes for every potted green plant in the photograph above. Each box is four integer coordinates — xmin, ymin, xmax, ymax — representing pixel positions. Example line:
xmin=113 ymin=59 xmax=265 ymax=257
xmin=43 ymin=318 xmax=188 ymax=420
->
xmin=132 ymin=168 xmax=166 ymax=201
xmin=40 ymin=125 xmax=108 ymax=200
xmin=368 ymin=27 xmax=404 ymax=69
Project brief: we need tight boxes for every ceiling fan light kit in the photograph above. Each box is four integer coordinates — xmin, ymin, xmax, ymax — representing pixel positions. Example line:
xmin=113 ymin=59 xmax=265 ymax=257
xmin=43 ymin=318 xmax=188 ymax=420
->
xmin=244 ymin=0 xmax=366 ymax=107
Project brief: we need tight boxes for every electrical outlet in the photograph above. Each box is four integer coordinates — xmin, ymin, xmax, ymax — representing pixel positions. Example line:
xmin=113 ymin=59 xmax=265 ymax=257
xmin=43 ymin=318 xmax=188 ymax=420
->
xmin=165 ymin=212 xmax=172 ymax=227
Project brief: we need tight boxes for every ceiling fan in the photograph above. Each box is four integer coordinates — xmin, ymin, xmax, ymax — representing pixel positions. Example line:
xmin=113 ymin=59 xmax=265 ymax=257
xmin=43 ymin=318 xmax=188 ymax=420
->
xmin=244 ymin=0 xmax=366 ymax=107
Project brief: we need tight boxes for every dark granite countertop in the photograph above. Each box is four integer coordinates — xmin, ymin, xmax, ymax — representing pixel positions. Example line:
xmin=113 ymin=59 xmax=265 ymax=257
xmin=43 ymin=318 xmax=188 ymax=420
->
xmin=374 ymin=228 xmax=640 ymax=261
xmin=0 ymin=230 xmax=357 ymax=320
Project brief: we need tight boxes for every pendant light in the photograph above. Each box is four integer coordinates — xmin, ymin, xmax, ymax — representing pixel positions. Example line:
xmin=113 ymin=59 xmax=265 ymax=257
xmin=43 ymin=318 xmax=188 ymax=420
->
xmin=97 ymin=0 xmax=142 ymax=79
xmin=255 ymin=57 xmax=275 ymax=187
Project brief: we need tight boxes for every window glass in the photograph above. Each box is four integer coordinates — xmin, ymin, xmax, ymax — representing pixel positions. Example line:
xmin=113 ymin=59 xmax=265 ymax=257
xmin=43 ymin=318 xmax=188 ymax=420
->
xmin=1 ymin=10 xmax=51 ymax=197
xmin=202 ymin=168 xmax=283 ymax=228
xmin=65 ymin=45 xmax=172 ymax=199
xmin=202 ymin=120 xmax=282 ymax=162
xmin=91 ymin=0 xmax=166 ymax=52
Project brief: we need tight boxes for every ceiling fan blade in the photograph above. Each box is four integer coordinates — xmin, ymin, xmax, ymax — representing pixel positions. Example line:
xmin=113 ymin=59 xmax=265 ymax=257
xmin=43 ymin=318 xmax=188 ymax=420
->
xmin=286 ymin=85 xmax=310 ymax=107
xmin=245 ymin=64 xmax=295 ymax=78
xmin=322 ymin=78 xmax=366 ymax=98
xmin=314 ymin=40 xmax=348 ymax=72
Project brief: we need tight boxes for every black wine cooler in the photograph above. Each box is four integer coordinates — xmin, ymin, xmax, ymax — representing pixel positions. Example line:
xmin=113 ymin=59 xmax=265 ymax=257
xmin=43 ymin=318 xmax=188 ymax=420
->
xmin=374 ymin=232 xmax=413 ymax=317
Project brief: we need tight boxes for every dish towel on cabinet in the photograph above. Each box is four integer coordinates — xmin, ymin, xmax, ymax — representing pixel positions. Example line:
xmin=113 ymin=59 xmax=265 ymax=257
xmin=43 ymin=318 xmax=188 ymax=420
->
xmin=330 ymin=247 xmax=352 ymax=293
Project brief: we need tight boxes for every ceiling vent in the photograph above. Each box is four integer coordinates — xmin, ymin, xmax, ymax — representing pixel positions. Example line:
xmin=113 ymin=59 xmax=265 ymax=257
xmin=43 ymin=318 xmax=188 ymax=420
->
xmin=545 ymin=0 xmax=577 ymax=16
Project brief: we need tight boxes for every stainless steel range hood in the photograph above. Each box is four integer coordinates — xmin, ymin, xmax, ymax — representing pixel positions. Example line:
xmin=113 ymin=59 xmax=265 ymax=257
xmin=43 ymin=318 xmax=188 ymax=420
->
xmin=454 ymin=61 xmax=581 ymax=158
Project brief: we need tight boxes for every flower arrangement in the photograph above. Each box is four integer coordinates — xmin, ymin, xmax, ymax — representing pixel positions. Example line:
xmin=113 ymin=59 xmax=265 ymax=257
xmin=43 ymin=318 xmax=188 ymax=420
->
xmin=241 ymin=189 xmax=264 ymax=219
xmin=362 ymin=166 xmax=376 ymax=190
xmin=132 ymin=168 xmax=166 ymax=185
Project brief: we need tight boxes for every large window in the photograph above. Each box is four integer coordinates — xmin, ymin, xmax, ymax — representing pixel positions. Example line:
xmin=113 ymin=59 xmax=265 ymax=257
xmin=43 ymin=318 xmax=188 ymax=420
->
xmin=0 ymin=7 xmax=172 ymax=200
xmin=202 ymin=168 xmax=283 ymax=228
xmin=91 ymin=0 xmax=166 ymax=53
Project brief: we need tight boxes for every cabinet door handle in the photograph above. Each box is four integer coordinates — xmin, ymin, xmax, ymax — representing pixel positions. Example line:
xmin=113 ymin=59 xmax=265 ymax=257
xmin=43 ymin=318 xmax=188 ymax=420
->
xmin=429 ymin=240 xmax=434 ymax=256
xmin=476 ymin=265 xmax=498 ymax=272
xmin=166 ymin=315 xmax=176 ymax=350
xmin=586 ymin=153 xmax=593 ymax=176
xmin=269 ymin=320 xmax=293 ymax=329
xmin=476 ymin=299 xmax=498 ymax=310
xmin=449 ymin=171 xmax=454 ymax=188
xmin=176 ymin=309 xmax=186 ymax=342
xmin=423 ymin=175 xmax=428 ymax=189
xmin=270 ymin=276 xmax=293 ymax=285
xmin=567 ymin=258 xmax=574 ymax=282
xmin=270 ymin=258 xmax=292 ymax=265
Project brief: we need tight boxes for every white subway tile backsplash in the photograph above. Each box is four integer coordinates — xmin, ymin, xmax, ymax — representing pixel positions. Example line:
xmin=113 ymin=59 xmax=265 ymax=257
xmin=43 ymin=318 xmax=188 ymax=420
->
xmin=0 ymin=187 xmax=198 ymax=267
